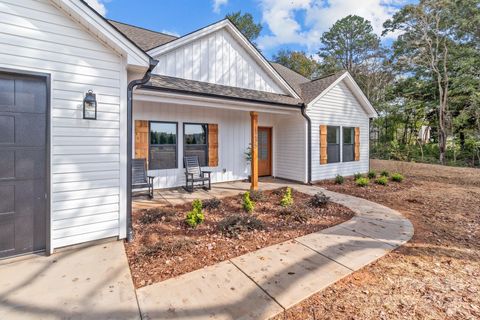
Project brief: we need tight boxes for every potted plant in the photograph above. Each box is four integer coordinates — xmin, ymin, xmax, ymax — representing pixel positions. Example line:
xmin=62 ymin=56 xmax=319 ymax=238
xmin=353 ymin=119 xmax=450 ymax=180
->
xmin=245 ymin=145 xmax=252 ymax=182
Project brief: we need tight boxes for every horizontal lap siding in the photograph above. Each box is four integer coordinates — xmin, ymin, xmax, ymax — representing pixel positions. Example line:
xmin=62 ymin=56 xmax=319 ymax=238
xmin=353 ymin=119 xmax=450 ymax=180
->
xmin=153 ymin=29 xmax=284 ymax=94
xmin=274 ymin=114 xmax=307 ymax=182
xmin=0 ymin=0 xmax=123 ymax=249
xmin=308 ymin=81 xmax=370 ymax=181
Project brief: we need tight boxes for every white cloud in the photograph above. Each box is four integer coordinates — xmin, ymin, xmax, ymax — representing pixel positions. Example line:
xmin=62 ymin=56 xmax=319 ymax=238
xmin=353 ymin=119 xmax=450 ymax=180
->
xmin=213 ymin=0 xmax=228 ymax=14
xmin=85 ymin=0 xmax=107 ymax=16
xmin=161 ymin=30 xmax=180 ymax=37
xmin=257 ymin=0 xmax=406 ymax=53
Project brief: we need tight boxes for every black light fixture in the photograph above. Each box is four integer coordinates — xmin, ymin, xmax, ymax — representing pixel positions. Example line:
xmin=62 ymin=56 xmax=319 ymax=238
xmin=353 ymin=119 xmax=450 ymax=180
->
xmin=83 ymin=90 xmax=97 ymax=120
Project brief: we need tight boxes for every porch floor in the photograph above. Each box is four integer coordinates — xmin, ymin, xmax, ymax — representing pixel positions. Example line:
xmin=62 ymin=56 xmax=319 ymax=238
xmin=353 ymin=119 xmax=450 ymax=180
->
xmin=133 ymin=177 xmax=289 ymax=209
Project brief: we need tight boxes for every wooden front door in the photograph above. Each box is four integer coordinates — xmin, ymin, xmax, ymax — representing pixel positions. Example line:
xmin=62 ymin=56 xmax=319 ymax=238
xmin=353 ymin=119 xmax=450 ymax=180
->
xmin=258 ymin=127 xmax=272 ymax=177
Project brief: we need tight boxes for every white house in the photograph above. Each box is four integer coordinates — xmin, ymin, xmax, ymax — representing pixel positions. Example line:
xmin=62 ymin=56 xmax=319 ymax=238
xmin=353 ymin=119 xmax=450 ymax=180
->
xmin=0 ymin=0 xmax=377 ymax=259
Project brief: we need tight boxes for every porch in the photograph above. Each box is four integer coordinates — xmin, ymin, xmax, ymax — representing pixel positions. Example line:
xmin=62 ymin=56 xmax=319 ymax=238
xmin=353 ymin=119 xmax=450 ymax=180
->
xmin=132 ymin=177 xmax=291 ymax=209
xmin=132 ymin=79 xmax=308 ymax=192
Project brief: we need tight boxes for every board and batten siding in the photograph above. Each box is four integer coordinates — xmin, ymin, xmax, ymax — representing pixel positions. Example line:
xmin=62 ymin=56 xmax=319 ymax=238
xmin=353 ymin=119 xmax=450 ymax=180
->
xmin=308 ymin=80 xmax=370 ymax=181
xmin=0 ymin=0 xmax=126 ymax=249
xmin=152 ymin=28 xmax=285 ymax=94
xmin=133 ymin=101 xmax=306 ymax=188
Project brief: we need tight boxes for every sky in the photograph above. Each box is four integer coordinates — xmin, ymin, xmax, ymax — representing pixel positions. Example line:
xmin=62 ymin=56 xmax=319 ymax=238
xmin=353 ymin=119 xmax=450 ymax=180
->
xmin=85 ymin=0 xmax=412 ymax=59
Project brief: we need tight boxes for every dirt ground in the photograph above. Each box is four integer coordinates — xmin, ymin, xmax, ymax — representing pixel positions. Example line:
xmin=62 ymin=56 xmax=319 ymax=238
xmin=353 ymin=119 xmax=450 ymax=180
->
xmin=275 ymin=160 xmax=480 ymax=320
xmin=125 ymin=188 xmax=354 ymax=288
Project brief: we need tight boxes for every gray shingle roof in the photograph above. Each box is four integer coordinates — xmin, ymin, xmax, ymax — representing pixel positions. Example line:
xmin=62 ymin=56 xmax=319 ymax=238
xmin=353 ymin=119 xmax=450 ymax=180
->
xmin=299 ymin=71 xmax=347 ymax=104
xmin=108 ymin=20 xmax=178 ymax=51
xmin=141 ymin=75 xmax=304 ymax=107
xmin=270 ymin=62 xmax=310 ymax=96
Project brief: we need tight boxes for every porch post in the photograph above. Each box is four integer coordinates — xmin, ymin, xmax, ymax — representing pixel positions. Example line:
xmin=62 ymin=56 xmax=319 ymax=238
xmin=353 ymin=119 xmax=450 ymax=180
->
xmin=250 ymin=111 xmax=258 ymax=190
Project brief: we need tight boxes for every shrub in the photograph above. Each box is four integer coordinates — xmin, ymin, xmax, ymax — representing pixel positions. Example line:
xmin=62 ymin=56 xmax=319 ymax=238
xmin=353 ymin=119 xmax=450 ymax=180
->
xmin=309 ymin=192 xmax=330 ymax=208
xmin=280 ymin=204 xmax=315 ymax=223
xmin=203 ymin=198 xmax=221 ymax=210
xmin=140 ymin=238 xmax=197 ymax=257
xmin=249 ymin=190 xmax=266 ymax=202
xmin=218 ymin=214 xmax=264 ymax=238
xmin=353 ymin=172 xmax=363 ymax=180
xmin=380 ymin=170 xmax=390 ymax=177
xmin=391 ymin=173 xmax=404 ymax=182
xmin=355 ymin=177 xmax=370 ymax=187
xmin=138 ymin=208 xmax=174 ymax=224
xmin=335 ymin=174 xmax=345 ymax=184
xmin=375 ymin=176 xmax=388 ymax=185
xmin=280 ymin=187 xmax=294 ymax=207
xmin=242 ymin=192 xmax=255 ymax=213
xmin=367 ymin=171 xmax=377 ymax=179
xmin=185 ymin=199 xmax=205 ymax=228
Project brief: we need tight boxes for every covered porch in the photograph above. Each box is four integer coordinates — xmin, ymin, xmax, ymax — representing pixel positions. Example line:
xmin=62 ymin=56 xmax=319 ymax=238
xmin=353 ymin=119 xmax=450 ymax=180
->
xmin=132 ymin=79 xmax=307 ymax=192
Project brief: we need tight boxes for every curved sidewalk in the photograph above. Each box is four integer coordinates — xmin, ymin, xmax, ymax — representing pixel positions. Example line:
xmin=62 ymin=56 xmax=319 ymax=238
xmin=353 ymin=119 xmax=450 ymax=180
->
xmin=137 ymin=184 xmax=414 ymax=320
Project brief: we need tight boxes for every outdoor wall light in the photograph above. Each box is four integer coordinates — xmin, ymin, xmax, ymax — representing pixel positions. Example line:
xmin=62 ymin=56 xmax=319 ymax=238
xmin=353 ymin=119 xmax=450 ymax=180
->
xmin=83 ymin=90 xmax=97 ymax=120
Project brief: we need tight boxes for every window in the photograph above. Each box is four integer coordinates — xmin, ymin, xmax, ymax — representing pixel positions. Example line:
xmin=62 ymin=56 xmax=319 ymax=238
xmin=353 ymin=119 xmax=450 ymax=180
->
xmin=343 ymin=127 xmax=355 ymax=162
xmin=184 ymin=123 xmax=208 ymax=166
xmin=149 ymin=122 xmax=177 ymax=170
xmin=327 ymin=126 xmax=340 ymax=163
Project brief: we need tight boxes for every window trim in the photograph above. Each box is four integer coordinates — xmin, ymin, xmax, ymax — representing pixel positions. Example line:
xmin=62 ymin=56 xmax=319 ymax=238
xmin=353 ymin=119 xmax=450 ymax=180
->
xmin=183 ymin=122 xmax=209 ymax=167
xmin=342 ymin=126 xmax=355 ymax=163
xmin=326 ymin=125 xmax=341 ymax=164
xmin=148 ymin=121 xmax=178 ymax=170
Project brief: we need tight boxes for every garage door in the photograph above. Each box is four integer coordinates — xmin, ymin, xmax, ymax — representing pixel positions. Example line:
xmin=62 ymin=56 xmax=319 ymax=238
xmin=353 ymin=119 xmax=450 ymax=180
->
xmin=0 ymin=72 xmax=47 ymax=259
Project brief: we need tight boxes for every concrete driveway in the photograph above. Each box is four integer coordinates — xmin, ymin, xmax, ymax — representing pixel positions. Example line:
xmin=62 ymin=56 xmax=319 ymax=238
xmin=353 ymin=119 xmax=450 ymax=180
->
xmin=0 ymin=241 xmax=140 ymax=320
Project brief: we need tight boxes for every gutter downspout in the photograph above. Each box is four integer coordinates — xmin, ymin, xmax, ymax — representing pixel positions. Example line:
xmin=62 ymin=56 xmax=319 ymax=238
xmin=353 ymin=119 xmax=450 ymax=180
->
xmin=300 ymin=103 xmax=312 ymax=184
xmin=126 ymin=58 xmax=158 ymax=242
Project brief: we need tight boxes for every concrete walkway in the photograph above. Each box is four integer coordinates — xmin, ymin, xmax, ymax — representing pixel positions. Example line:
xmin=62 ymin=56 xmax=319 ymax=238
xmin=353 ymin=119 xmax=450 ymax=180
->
xmin=136 ymin=183 xmax=414 ymax=320
xmin=0 ymin=241 xmax=140 ymax=320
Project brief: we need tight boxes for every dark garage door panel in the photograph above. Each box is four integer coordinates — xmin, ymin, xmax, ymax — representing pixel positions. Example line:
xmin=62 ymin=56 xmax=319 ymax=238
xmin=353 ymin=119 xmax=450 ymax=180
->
xmin=0 ymin=72 xmax=47 ymax=259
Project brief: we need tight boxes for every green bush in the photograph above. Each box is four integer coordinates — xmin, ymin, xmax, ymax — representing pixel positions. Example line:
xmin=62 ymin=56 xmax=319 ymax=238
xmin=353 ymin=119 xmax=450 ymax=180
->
xmin=280 ymin=187 xmax=294 ymax=207
xmin=353 ymin=172 xmax=363 ymax=180
xmin=242 ymin=191 xmax=255 ymax=213
xmin=380 ymin=170 xmax=390 ymax=177
xmin=375 ymin=176 xmax=388 ymax=185
xmin=355 ymin=177 xmax=370 ymax=187
xmin=367 ymin=171 xmax=377 ymax=179
xmin=185 ymin=199 xmax=205 ymax=228
xmin=391 ymin=173 xmax=404 ymax=182
xmin=335 ymin=174 xmax=345 ymax=184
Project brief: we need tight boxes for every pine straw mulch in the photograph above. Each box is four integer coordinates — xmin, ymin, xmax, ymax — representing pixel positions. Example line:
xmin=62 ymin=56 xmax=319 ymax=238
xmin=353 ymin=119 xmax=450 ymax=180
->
xmin=125 ymin=187 xmax=354 ymax=288
xmin=273 ymin=160 xmax=480 ymax=320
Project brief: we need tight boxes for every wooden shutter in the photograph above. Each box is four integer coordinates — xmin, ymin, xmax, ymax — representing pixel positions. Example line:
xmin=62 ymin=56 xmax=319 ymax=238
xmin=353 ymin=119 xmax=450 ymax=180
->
xmin=208 ymin=123 xmax=218 ymax=167
xmin=135 ymin=120 xmax=149 ymax=162
xmin=320 ymin=125 xmax=328 ymax=165
xmin=354 ymin=127 xmax=360 ymax=161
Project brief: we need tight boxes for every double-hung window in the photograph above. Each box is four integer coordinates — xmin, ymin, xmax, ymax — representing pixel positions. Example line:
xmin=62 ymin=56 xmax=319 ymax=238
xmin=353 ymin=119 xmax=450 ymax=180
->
xmin=184 ymin=123 xmax=208 ymax=166
xmin=342 ymin=127 xmax=355 ymax=162
xmin=327 ymin=126 xmax=340 ymax=163
xmin=149 ymin=122 xmax=177 ymax=170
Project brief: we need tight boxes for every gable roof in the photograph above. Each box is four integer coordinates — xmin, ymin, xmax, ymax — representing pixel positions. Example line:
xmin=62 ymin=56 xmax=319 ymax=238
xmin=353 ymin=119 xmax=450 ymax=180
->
xmin=108 ymin=20 xmax=178 ymax=51
xmin=146 ymin=19 xmax=301 ymax=99
xmin=270 ymin=62 xmax=310 ymax=96
xmin=299 ymin=71 xmax=347 ymax=104
xmin=141 ymin=75 xmax=303 ymax=107
xmin=49 ymin=0 xmax=151 ymax=69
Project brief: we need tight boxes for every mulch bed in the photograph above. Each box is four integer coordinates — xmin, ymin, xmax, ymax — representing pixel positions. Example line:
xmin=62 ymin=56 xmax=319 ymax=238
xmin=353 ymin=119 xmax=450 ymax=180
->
xmin=125 ymin=187 xmax=354 ymax=288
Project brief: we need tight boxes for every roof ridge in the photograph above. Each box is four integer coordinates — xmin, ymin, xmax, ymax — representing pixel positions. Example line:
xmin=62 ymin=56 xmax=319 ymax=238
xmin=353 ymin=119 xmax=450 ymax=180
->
xmin=107 ymin=19 xmax=178 ymax=39
xmin=270 ymin=62 xmax=310 ymax=82
xmin=308 ymin=70 xmax=346 ymax=83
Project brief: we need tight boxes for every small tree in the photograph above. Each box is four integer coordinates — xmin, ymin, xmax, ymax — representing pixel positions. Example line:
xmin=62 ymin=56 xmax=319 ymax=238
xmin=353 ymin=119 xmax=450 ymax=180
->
xmin=185 ymin=199 xmax=205 ymax=228
xmin=280 ymin=187 xmax=294 ymax=207
xmin=242 ymin=192 xmax=255 ymax=213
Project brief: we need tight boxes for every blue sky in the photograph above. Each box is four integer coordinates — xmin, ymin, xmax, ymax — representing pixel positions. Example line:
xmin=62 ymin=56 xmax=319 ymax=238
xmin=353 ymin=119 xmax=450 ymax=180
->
xmin=87 ymin=0 xmax=412 ymax=59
